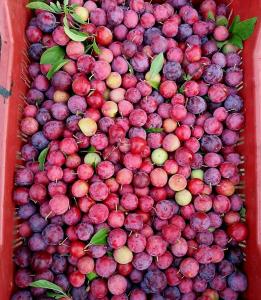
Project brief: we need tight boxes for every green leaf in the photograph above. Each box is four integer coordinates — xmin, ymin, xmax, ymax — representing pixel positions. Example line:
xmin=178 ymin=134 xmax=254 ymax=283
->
xmin=207 ymin=11 xmax=215 ymax=21
xmin=64 ymin=0 xmax=69 ymax=5
xmin=46 ymin=292 xmax=65 ymax=299
xmin=148 ymin=79 xmax=160 ymax=90
xmin=56 ymin=1 xmax=62 ymax=10
xmin=63 ymin=15 xmax=69 ymax=27
xmin=179 ymin=85 xmax=185 ymax=94
xmin=92 ymin=39 xmax=100 ymax=54
xmin=38 ymin=147 xmax=49 ymax=171
xmin=183 ymin=74 xmax=192 ymax=81
xmin=40 ymin=46 xmax=65 ymax=65
xmin=89 ymin=228 xmax=109 ymax=246
xmin=71 ymin=12 xmax=87 ymax=25
xmin=240 ymin=207 xmax=246 ymax=218
xmin=232 ymin=17 xmax=257 ymax=40
xmin=85 ymin=44 xmax=93 ymax=53
xmin=145 ymin=128 xmax=163 ymax=133
xmin=229 ymin=34 xmax=243 ymax=49
xmin=70 ymin=3 xmax=78 ymax=8
xmin=149 ymin=52 xmax=164 ymax=80
xmin=87 ymin=272 xmax=98 ymax=281
xmin=127 ymin=61 xmax=134 ymax=74
xmin=216 ymin=16 xmax=228 ymax=26
xmin=29 ymin=280 xmax=66 ymax=296
xmin=87 ymin=146 xmax=96 ymax=153
xmin=26 ymin=2 xmax=56 ymax=13
xmin=47 ymin=59 xmax=70 ymax=79
xmin=229 ymin=15 xmax=241 ymax=33
xmin=64 ymin=26 xmax=88 ymax=41
xmin=49 ymin=2 xmax=60 ymax=13
xmin=216 ymin=40 xmax=228 ymax=49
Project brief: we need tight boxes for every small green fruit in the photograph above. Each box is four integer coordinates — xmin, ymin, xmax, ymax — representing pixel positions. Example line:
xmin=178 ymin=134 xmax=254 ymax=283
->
xmin=114 ymin=246 xmax=133 ymax=264
xmin=222 ymin=43 xmax=239 ymax=54
xmin=191 ymin=169 xmax=204 ymax=180
xmin=151 ymin=148 xmax=168 ymax=165
xmin=175 ymin=189 xmax=192 ymax=206
xmin=216 ymin=15 xmax=228 ymax=26
xmin=74 ymin=6 xmax=89 ymax=22
xmin=84 ymin=153 xmax=101 ymax=166
xmin=78 ymin=118 xmax=97 ymax=137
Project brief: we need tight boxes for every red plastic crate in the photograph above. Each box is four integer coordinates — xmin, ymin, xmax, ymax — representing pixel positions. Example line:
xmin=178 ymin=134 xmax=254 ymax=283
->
xmin=0 ymin=0 xmax=261 ymax=299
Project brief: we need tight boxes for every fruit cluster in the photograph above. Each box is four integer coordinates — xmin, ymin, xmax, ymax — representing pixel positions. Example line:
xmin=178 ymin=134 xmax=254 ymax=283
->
xmin=12 ymin=0 xmax=252 ymax=299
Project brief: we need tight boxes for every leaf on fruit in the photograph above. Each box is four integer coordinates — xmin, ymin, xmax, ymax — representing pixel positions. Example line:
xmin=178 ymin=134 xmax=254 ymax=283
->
xmin=216 ymin=17 xmax=228 ymax=26
xmin=148 ymin=79 xmax=160 ymax=90
xmin=145 ymin=128 xmax=163 ymax=133
xmin=38 ymin=147 xmax=49 ymax=171
xmin=85 ymin=43 xmax=94 ymax=53
xmin=178 ymin=85 xmax=185 ymax=94
xmin=70 ymin=3 xmax=79 ymax=8
xmin=183 ymin=74 xmax=192 ymax=81
xmin=47 ymin=59 xmax=70 ymax=79
xmin=240 ymin=207 xmax=246 ymax=218
xmin=64 ymin=0 xmax=69 ymax=6
xmin=71 ymin=12 xmax=87 ymax=25
xmin=127 ymin=61 xmax=134 ymax=74
xmin=229 ymin=15 xmax=241 ymax=33
xmin=229 ymin=34 xmax=243 ymax=49
xmin=49 ymin=2 xmax=63 ymax=13
xmin=87 ymin=146 xmax=96 ymax=153
xmin=207 ymin=11 xmax=215 ymax=21
xmin=216 ymin=40 xmax=228 ymax=49
xmin=56 ymin=1 xmax=62 ymax=10
xmin=87 ymin=272 xmax=98 ymax=281
xmin=26 ymin=2 xmax=57 ymax=13
xmin=64 ymin=26 xmax=88 ymax=41
xmin=46 ymin=292 xmax=65 ymax=299
xmin=92 ymin=39 xmax=101 ymax=54
xmin=30 ymin=280 xmax=67 ymax=297
xmin=40 ymin=46 xmax=65 ymax=65
xmin=231 ymin=17 xmax=257 ymax=40
xmin=149 ymin=52 xmax=164 ymax=80
xmin=89 ymin=228 xmax=109 ymax=246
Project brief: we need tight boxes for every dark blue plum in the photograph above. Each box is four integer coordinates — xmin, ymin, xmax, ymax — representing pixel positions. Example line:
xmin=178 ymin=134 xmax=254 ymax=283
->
xmin=28 ymin=43 xmax=44 ymax=61
xmin=36 ymin=12 xmax=57 ymax=33
xmin=31 ymin=131 xmax=49 ymax=150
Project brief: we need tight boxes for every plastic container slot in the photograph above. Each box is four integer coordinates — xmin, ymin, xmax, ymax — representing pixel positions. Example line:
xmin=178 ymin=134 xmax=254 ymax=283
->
xmin=0 ymin=0 xmax=261 ymax=299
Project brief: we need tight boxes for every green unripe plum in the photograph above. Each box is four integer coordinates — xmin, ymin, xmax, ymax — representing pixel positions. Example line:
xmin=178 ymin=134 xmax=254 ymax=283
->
xmin=79 ymin=118 xmax=97 ymax=137
xmin=74 ymin=6 xmax=89 ymax=22
xmin=84 ymin=152 xmax=101 ymax=166
xmin=216 ymin=15 xmax=228 ymax=26
xmin=222 ymin=43 xmax=239 ymax=54
xmin=145 ymin=72 xmax=161 ymax=86
xmin=101 ymin=101 xmax=118 ymax=117
xmin=151 ymin=148 xmax=168 ymax=165
xmin=191 ymin=169 xmax=204 ymax=180
xmin=114 ymin=246 xmax=133 ymax=264
xmin=106 ymin=72 xmax=122 ymax=89
xmin=175 ymin=189 xmax=192 ymax=206
xmin=103 ymin=88 xmax=110 ymax=100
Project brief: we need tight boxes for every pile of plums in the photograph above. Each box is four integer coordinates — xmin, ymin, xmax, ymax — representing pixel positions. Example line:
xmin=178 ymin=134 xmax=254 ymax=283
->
xmin=12 ymin=0 xmax=248 ymax=299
